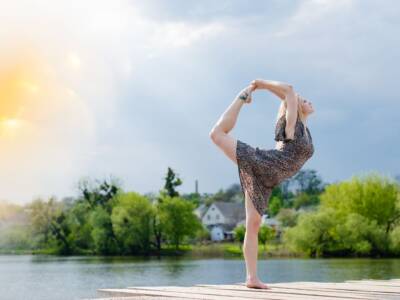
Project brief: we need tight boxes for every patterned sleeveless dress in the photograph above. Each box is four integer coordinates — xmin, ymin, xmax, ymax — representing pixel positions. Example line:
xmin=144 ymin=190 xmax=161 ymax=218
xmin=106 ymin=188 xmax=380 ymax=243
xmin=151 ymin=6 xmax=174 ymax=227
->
xmin=236 ymin=114 xmax=314 ymax=217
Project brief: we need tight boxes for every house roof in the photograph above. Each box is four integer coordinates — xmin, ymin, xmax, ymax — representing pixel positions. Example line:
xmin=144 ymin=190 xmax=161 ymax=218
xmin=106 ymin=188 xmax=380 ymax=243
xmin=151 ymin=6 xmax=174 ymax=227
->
xmin=194 ymin=203 xmax=208 ymax=218
xmin=213 ymin=202 xmax=245 ymax=224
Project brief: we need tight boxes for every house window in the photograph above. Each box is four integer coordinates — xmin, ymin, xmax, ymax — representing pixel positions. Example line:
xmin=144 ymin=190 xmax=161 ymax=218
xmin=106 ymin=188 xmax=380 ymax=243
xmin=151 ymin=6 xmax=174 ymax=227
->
xmin=216 ymin=214 xmax=220 ymax=220
xmin=211 ymin=207 xmax=215 ymax=211
xmin=207 ymin=215 xmax=210 ymax=220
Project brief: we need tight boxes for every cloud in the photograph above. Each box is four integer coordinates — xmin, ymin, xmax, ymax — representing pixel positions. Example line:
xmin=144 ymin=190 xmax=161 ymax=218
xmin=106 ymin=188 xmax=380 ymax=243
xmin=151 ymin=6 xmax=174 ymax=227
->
xmin=0 ymin=0 xmax=228 ymax=203
xmin=1 ymin=0 xmax=399 ymax=203
xmin=274 ymin=0 xmax=354 ymax=37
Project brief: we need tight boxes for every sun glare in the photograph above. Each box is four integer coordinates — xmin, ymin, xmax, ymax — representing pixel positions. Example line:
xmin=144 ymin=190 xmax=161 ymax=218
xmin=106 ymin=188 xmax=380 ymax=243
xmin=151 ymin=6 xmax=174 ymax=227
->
xmin=0 ymin=55 xmax=41 ymax=137
xmin=19 ymin=81 xmax=39 ymax=94
xmin=67 ymin=52 xmax=81 ymax=69
xmin=0 ymin=118 xmax=22 ymax=134
xmin=3 ymin=118 xmax=20 ymax=128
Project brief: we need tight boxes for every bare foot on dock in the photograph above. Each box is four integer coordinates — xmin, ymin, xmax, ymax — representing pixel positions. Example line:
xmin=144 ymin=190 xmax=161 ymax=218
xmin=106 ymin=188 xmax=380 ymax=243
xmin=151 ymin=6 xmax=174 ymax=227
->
xmin=245 ymin=278 xmax=270 ymax=289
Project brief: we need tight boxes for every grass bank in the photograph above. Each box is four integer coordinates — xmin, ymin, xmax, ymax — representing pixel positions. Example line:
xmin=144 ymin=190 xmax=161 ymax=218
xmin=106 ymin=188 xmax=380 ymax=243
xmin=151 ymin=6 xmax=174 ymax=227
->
xmin=0 ymin=242 xmax=305 ymax=258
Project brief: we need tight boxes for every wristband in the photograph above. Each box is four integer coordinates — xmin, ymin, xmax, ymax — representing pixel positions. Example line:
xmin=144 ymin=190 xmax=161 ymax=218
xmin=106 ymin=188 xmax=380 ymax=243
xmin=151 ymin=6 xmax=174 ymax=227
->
xmin=239 ymin=91 xmax=249 ymax=101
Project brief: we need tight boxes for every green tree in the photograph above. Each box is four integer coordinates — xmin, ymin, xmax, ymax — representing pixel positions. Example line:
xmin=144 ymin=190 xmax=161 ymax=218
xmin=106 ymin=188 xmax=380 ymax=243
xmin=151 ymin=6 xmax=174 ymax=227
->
xmin=268 ymin=196 xmax=283 ymax=217
xmin=77 ymin=176 xmax=121 ymax=212
xmin=89 ymin=206 xmax=119 ymax=254
xmin=389 ymin=225 xmax=400 ymax=255
xmin=293 ymin=192 xmax=320 ymax=209
xmin=111 ymin=192 xmax=154 ymax=254
xmin=195 ymin=225 xmax=210 ymax=243
xmin=205 ymin=189 xmax=226 ymax=205
xmin=27 ymin=197 xmax=73 ymax=254
xmin=67 ymin=201 xmax=94 ymax=252
xmin=276 ymin=208 xmax=299 ymax=228
xmin=224 ymin=184 xmax=242 ymax=202
xmin=152 ymin=201 xmax=164 ymax=253
xmin=181 ymin=192 xmax=201 ymax=206
xmin=153 ymin=167 xmax=184 ymax=252
xmin=273 ymin=183 xmax=295 ymax=208
xmin=27 ymin=197 xmax=59 ymax=247
xmin=233 ymin=224 xmax=246 ymax=249
xmin=161 ymin=167 xmax=182 ymax=198
xmin=258 ymin=225 xmax=276 ymax=250
xmin=278 ymin=179 xmax=294 ymax=201
xmin=321 ymin=173 xmax=400 ymax=235
xmin=50 ymin=211 xmax=72 ymax=254
xmin=283 ymin=208 xmax=338 ymax=257
xmin=76 ymin=176 xmax=122 ymax=254
xmin=334 ymin=212 xmax=386 ymax=255
xmin=0 ymin=224 xmax=32 ymax=250
xmin=284 ymin=173 xmax=400 ymax=257
xmin=158 ymin=196 xmax=201 ymax=250
xmin=293 ymin=169 xmax=325 ymax=194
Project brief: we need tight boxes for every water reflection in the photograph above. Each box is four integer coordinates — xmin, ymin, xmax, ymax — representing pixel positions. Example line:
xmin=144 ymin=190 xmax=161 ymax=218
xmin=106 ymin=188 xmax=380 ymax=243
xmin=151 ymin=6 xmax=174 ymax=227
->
xmin=0 ymin=255 xmax=399 ymax=300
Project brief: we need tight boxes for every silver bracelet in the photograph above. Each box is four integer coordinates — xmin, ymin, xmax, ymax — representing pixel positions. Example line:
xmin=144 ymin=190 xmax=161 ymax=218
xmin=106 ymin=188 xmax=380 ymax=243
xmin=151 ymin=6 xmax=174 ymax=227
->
xmin=239 ymin=91 xmax=249 ymax=101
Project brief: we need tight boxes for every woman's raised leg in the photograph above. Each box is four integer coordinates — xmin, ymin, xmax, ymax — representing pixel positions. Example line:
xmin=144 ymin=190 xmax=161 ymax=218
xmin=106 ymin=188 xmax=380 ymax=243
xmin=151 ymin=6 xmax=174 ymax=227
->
xmin=210 ymin=83 xmax=268 ymax=288
xmin=209 ymin=84 xmax=255 ymax=164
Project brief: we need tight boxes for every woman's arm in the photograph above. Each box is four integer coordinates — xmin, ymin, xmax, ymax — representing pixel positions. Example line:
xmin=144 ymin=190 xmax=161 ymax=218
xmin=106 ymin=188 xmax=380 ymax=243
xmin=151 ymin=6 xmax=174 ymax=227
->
xmin=252 ymin=79 xmax=298 ymax=139
xmin=251 ymin=79 xmax=293 ymax=100
xmin=284 ymin=88 xmax=298 ymax=140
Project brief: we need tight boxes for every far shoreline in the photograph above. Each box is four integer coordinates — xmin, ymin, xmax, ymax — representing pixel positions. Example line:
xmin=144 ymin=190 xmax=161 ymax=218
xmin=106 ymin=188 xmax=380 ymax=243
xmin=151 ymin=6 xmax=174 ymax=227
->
xmin=1 ymin=242 xmax=396 ymax=259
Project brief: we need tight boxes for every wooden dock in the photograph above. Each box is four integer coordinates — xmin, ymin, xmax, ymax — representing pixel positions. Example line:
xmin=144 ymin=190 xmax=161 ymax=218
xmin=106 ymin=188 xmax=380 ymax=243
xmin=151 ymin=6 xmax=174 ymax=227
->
xmin=84 ymin=278 xmax=400 ymax=300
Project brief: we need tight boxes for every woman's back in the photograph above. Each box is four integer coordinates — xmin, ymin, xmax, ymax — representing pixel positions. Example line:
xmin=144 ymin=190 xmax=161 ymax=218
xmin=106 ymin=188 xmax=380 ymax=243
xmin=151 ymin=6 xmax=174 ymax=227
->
xmin=274 ymin=114 xmax=314 ymax=159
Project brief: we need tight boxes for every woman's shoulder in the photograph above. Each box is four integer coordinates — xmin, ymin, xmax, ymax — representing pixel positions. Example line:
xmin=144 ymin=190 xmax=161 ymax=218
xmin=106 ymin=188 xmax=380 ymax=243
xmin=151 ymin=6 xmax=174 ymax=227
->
xmin=275 ymin=114 xmax=301 ymax=131
xmin=278 ymin=113 xmax=301 ymax=122
xmin=275 ymin=114 xmax=308 ymax=142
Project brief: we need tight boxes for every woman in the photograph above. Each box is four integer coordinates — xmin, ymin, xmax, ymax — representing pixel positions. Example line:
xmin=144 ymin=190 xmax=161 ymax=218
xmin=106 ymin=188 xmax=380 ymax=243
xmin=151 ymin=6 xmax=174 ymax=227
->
xmin=209 ymin=79 xmax=315 ymax=289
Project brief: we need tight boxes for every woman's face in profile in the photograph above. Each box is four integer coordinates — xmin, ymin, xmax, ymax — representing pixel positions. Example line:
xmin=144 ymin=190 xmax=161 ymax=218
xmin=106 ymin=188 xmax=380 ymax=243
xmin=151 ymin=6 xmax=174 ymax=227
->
xmin=298 ymin=94 xmax=314 ymax=115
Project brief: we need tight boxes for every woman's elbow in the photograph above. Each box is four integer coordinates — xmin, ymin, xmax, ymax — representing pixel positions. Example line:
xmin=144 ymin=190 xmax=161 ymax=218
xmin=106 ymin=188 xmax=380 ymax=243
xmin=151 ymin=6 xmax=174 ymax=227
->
xmin=283 ymin=86 xmax=297 ymax=103
xmin=284 ymin=84 xmax=294 ymax=95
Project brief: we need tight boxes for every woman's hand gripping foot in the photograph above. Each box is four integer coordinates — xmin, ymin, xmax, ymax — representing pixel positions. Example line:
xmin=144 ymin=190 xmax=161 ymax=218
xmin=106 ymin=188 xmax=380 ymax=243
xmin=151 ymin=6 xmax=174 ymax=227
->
xmin=236 ymin=82 xmax=257 ymax=104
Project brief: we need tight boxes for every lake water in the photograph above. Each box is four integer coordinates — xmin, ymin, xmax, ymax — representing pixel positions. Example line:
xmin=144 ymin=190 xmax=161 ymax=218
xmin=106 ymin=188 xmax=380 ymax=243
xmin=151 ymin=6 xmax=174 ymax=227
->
xmin=1 ymin=255 xmax=400 ymax=300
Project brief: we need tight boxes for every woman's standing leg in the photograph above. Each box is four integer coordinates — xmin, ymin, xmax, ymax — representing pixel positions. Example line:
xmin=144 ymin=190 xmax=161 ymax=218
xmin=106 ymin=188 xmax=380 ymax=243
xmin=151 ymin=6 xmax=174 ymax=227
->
xmin=243 ymin=189 xmax=269 ymax=289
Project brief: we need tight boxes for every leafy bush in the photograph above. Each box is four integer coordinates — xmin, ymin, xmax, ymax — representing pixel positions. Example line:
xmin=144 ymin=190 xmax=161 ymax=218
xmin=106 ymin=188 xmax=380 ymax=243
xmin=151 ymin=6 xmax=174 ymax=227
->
xmin=283 ymin=173 xmax=400 ymax=257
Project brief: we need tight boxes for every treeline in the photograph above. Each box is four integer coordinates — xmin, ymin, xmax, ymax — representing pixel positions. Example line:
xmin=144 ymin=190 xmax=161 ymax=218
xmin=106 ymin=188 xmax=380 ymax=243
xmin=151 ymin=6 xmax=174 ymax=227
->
xmin=0 ymin=167 xmax=205 ymax=255
xmin=1 ymin=168 xmax=400 ymax=258
xmin=283 ymin=173 xmax=400 ymax=257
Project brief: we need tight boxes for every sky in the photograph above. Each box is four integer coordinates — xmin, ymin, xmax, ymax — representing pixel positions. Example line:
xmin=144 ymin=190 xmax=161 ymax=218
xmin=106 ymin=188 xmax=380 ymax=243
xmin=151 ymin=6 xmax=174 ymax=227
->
xmin=0 ymin=0 xmax=399 ymax=204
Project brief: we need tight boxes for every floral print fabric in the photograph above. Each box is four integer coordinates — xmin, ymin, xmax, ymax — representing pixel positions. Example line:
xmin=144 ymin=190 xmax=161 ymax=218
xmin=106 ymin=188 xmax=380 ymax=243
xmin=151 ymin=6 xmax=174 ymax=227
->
xmin=236 ymin=114 xmax=314 ymax=216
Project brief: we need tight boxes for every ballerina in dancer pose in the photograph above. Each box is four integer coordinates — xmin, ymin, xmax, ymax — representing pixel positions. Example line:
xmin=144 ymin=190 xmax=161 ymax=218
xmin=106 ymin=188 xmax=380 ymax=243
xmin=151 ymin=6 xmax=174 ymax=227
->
xmin=209 ymin=79 xmax=315 ymax=289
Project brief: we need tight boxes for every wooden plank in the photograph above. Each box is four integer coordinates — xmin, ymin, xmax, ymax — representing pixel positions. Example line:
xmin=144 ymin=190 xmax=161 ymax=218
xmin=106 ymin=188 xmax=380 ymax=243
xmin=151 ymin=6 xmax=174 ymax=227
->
xmin=93 ymin=279 xmax=400 ymax=300
xmin=266 ymin=283 xmax=395 ymax=297
xmin=84 ymin=297 xmax=177 ymax=300
xmin=277 ymin=282 xmax=400 ymax=298
xmin=99 ymin=288 xmax=255 ymax=300
xmin=282 ymin=281 xmax=400 ymax=294
xmin=345 ymin=280 xmax=400 ymax=287
xmin=196 ymin=284 xmax=381 ymax=300
xmin=130 ymin=285 xmax=381 ymax=300
xmin=98 ymin=288 xmax=188 ymax=299
xmin=198 ymin=282 xmax=398 ymax=299
xmin=127 ymin=286 xmax=307 ymax=300
xmin=302 ymin=282 xmax=400 ymax=293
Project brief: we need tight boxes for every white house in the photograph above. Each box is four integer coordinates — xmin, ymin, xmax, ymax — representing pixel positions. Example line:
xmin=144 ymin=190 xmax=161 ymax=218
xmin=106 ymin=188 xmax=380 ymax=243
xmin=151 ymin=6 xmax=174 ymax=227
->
xmin=194 ymin=203 xmax=207 ymax=219
xmin=200 ymin=202 xmax=245 ymax=241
